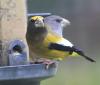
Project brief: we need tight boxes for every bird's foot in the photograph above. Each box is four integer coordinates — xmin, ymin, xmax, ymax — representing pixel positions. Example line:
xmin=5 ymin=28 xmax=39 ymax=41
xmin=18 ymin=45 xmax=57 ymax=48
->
xmin=34 ymin=58 xmax=56 ymax=69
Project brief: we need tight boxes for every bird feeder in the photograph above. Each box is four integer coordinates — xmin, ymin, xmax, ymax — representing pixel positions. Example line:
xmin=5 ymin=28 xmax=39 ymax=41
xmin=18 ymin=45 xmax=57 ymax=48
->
xmin=0 ymin=0 xmax=57 ymax=85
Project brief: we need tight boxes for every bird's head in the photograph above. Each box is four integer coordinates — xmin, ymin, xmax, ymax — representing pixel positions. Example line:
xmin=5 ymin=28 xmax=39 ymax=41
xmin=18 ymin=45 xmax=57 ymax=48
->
xmin=29 ymin=16 xmax=44 ymax=28
xmin=44 ymin=15 xmax=70 ymax=36
xmin=44 ymin=15 xmax=70 ymax=28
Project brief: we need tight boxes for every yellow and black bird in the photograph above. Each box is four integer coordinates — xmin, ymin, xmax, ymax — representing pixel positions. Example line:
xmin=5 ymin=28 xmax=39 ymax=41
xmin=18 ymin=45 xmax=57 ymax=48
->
xmin=26 ymin=15 xmax=95 ymax=65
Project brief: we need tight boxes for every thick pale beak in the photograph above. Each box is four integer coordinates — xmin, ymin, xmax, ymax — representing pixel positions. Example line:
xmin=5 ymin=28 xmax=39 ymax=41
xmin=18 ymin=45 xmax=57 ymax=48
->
xmin=35 ymin=18 xmax=44 ymax=27
xmin=31 ymin=16 xmax=44 ymax=27
xmin=61 ymin=18 xmax=70 ymax=27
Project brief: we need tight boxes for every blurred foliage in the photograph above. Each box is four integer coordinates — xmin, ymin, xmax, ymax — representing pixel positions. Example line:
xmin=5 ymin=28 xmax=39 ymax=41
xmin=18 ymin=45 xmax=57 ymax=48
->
xmin=27 ymin=0 xmax=100 ymax=85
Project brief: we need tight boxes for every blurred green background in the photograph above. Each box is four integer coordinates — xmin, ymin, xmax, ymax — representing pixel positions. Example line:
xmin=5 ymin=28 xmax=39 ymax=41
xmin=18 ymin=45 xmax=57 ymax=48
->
xmin=27 ymin=0 xmax=100 ymax=85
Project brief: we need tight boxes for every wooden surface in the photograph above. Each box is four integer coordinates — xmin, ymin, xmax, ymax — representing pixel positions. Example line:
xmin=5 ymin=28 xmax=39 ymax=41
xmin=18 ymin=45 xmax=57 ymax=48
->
xmin=0 ymin=0 xmax=28 ymax=65
xmin=0 ymin=0 xmax=27 ymax=40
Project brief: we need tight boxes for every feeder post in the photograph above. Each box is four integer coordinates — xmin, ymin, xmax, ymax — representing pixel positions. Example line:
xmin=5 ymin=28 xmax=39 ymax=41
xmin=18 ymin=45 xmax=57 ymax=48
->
xmin=0 ymin=0 xmax=29 ymax=65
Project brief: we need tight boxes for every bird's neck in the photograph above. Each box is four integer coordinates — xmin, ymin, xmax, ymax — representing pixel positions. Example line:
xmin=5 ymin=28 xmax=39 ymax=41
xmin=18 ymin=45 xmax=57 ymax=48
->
xmin=26 ymin=26 xmax=48 ymax=43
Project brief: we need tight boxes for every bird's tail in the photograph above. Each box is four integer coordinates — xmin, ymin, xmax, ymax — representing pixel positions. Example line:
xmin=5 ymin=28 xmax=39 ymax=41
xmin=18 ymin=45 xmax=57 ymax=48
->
xmin=71 ymin=46 xmax=96 ymax=62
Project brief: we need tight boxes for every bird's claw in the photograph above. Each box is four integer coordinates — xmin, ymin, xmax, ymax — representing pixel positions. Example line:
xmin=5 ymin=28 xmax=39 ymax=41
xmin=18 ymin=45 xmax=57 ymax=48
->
xmin=34 ymin=58 xmax=57 ymax=69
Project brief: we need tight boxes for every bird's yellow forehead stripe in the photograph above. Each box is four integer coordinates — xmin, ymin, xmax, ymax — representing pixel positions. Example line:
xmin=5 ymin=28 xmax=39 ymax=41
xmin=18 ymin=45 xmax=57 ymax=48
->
xmin=31 ymin=16 xmax=44 ymax=20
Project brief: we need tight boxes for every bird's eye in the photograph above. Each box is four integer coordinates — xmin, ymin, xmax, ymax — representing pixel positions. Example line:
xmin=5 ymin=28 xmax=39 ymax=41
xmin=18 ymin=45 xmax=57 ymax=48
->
xmin=55 ymin=19 xmax=62 ymax=23
xmin=30 ymin=19 xmax=35 ymax=22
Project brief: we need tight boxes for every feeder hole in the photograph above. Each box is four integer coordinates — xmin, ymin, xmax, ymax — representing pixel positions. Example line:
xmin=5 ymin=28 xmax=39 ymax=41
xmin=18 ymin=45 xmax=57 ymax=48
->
xmin=13 ymin=45 xmax=23 ymax=53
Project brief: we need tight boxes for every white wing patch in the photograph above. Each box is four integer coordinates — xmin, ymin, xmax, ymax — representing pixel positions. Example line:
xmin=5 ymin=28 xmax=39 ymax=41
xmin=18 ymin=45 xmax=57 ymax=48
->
xmin=57 ymin=38 xmax=73 ymax=47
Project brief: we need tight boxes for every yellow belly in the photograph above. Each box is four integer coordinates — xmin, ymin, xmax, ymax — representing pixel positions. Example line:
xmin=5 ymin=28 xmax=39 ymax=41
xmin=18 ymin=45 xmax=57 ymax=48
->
xmin=30 ymin=33 xmax=70 ymax=60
